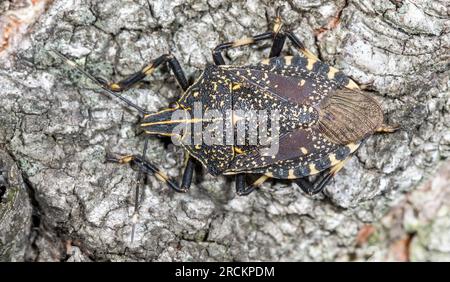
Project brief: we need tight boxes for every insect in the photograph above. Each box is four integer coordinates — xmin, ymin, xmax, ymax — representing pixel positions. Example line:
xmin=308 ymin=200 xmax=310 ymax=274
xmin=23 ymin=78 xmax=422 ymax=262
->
xmin=52 ymin=10 xmax=397 ymax=240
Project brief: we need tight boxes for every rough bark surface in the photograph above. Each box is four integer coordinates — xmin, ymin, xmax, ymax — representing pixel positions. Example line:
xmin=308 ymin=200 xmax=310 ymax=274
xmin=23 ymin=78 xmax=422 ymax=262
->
xmin=0 ymin=0 xmax=449 ymax=261
xmin=0 ymin=148 xmax=32 ymax=261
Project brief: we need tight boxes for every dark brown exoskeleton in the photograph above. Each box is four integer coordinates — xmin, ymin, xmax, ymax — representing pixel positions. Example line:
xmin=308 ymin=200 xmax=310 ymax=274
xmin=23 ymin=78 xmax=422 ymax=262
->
xmin=52 ymin=10 xmax=397 ymax=240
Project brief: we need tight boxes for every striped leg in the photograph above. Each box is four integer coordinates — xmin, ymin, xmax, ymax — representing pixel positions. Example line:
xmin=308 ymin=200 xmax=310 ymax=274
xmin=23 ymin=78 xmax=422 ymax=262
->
xmin=376 ymin=123 xmax=400 ymax=133
xmin=108 ymin=155 xmax=195 ymax=193
xmin=212 ymin=31 xmax=287 ymax=66
xmin=285 ymin=31 xmax=320 ymax=61
xmin=100 ymin=54 xmax=189 ymax=92
xmin=51 ymin=51 xmax=190 ymax=113
xmin=295 ymin=169 xmax=333 ymax=195
xmin=269 ymin=32 xmax=286 ymax=58
xmin=213 ymin=9 xmax=288 ymax=65
xmin=107 ymin=153 xmax=196 ymax=241
xmin=295 ymin=156 xmax=351 ymax=195
xmin=213 ymin=32 xmax=274 ymax=65
xmin=269 ymin=8 xmax=286 ymax=58
xmin=235 ymin=174 xmax=269 ymax=196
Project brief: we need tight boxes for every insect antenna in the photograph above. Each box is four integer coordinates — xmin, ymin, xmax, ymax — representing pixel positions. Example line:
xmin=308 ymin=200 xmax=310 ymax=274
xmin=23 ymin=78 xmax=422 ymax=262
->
xmin=51 ymin=49 xmax=151 ymax=242
xmin=49 ymin=50 xmax=148 ymax=116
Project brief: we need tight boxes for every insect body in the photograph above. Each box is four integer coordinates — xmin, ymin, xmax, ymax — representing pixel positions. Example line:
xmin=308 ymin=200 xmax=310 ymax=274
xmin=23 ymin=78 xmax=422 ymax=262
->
xmin=141 ymin=58 xmax=383 ymax=183
xmin=52 ymin=12 xmax=397 ymax=240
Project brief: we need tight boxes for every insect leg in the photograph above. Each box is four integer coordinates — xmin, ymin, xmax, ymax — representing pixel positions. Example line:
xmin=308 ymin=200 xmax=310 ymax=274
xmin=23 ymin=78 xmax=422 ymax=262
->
xmin=51 ymin=50 xmax=148 ymax=115
xmin=181 ymin=157 xmax=196 ymax=192
xmin=121 ymin=150 xmax=195 ymax=241
xmin=212 ymin=32 xmax=274 ymax=65
xmin=376 ymin=123 xmax=400 ymax=133
xmin=295 ymin=155 xmax=353 ymax=195
xmin=107 ymin=155 xmax=193 ymax=193
xmin=213 ymin=8 xmax=291 ymax=64
xmin=295 ymin=169 xmax=334 ymax=195
xmin=108 ymin=151 xmax=194 ymax=241
xmin=269 ymin=8 xmax=286 ymax=58
xmin=235 ymin=174 xmax=252 ymax=195
xmin=103 ymin=54 xmax=189 ymax=92
xmin=50 ymin=51 xmax=190 ymax=115
xmin=268 ymin=32 xmax=286 ymax=58
xmin=235 ymin=174 xmax=269 ymax=196
xmin=285 ymin=31 xmax=320 ymax=61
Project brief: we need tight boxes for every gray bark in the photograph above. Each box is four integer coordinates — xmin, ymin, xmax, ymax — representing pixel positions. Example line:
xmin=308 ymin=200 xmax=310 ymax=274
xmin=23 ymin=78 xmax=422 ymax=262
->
xmin=0 ymin=149 xmax=32 ymax=261
xmin=0 ymin=0 xmax=449 ymax=261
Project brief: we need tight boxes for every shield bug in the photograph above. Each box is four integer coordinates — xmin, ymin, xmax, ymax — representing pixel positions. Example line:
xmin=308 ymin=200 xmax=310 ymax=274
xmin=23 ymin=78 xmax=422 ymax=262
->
xmin=52 ymin=10 xmax=397 ymax=240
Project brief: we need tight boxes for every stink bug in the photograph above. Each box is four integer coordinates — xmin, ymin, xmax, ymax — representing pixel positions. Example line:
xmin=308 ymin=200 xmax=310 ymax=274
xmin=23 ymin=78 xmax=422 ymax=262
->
xmin=52 ymin=10 xmax=397 ymax=240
